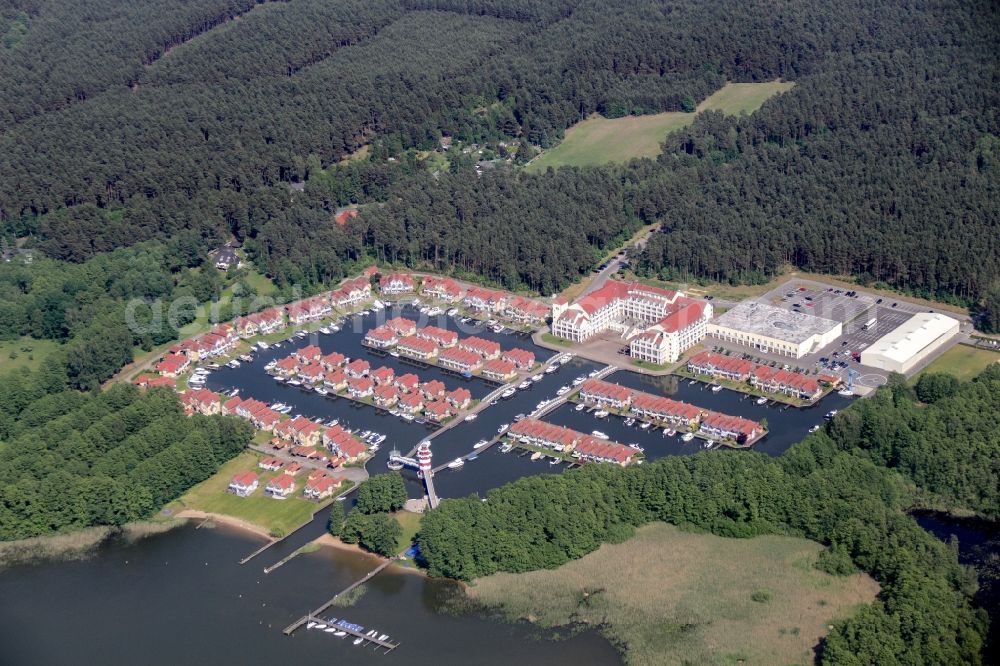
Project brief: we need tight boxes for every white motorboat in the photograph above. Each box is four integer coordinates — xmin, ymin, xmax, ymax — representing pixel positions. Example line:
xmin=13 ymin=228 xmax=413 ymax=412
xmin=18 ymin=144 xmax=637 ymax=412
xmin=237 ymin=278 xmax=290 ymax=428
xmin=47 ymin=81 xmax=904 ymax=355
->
xmin=593 ymin=410 xmax=609 ymax=418
xmin=378 ymin=634 xmax=389 ymax=641
xmin=497 ymin=423 xmax=509 ymax=434
xmin=447 ymin=458 xmax=465 ymax=469
xmin=518 ymin=380 xmax=531 ymax=389
xmin=501 ymin=388 xmax=516 ymax=399
xmin=544 ymin=365 xmax=557 ymax=374
xmin=287 ymin=379 xmax=302 ymax=386
xmin=824 ymin=410 xmax=838 ymax=419
xmin=530 ymin=451 xmax=542 ymax=461
xmin=307 ymin=621 xmax=317 ymax=629
xmin=447 ymin=308 xmax=459 ymax=316
xmin=464 ymin=413 xmax=478 ymax=422
xmin=206 ymin=363 xmax=221 ymax=370
xmin=711 ymin=384 xmax=723 ymax=392
xmin=319 ymin=326 xmax=331 ymax=334
xmin=549 ymin=458 xmax=560 ymax=465
xmin=556 ymin=386 xmax=570 ymax=395
xmin=624 ymin=417 xmax=635 ymax=426
xmin=500 ymin=443 xmax=513 ymax=453
xmin=531 ymin=374 xmax=543 ymax=382
xmin=591 ymin=430 xmax=609 ymax=439
xmin=334 ymin=631 xmax=347 ymax=637
xmin=273 ymin=375 xmax=285 ymax=382
xmin=639 ymin=422 xmax=652 ymax=430
xmin=314 ymin=623 xmax=327 ymax=630
xmin=401 ymin=413 xmax=414 ymax=421
xmin=324 ymin=627 xmax=338 ymax=633
xmin=575 ymin=403 xmax=586 ymax=412
xmin=535 ymin=401 xmax=548 ymax=410
xmin=257 ymin=341 xmax=270 ymax=350
xmin=390 ymin=351 xmax=400 ymax=357
xmin=572 ymin=376 xmax=586 ymax=386
xmin=315 ymin=387 xmax=328 ymax=395
xmin=755 ymin=396 xmax=768 ymax=405
xmin=227 ymin=360 xmax=241 ymax=368
xmin=809 ymin=424 xmax=821 ymax=432
xmin=473 ymin=439 xmax=489 ymax=449
xmin=702 ymin=441 xmax=713 ymax=449
xmin=279 ymin=406 xmax=293 ymax=414
xmin=353 ymin=638 xmax=364 ymax=645
xmin=681 ymin=432 xmax=695 ymax=442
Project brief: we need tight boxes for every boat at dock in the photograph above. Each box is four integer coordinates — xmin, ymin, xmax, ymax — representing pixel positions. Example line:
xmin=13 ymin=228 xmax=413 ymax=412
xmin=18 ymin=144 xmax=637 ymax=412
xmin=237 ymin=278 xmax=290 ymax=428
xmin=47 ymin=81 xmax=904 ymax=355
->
xmin=447 ymin=458 xmax=465 ymax=469
xmin=353 ymin=638 xmax=364 ymax=645
xmin=590 ymin=430 xmax=609 ymax=439
xmin=711 ymin=384 xmax=723 ymax=392
xmin=464 ymin=413 xmax=477 ymax=421
xmin=755 ymin=396 xmax=768 ymax=405
xmin=639 ymin=422 xmax=652 ymax=429
xmin=531 ymin=374 xmax=543 ymax=382
xmin=575 ymin=403 xmax=585 ymax=411
xmin=530 ymin=451 xmax=542 ymax=461
xmin=809 ymin=424 xmax=821 ymax=432
xmin=624 ymin=417 xmax=635 ymax=426
xmin=500 ymin=443 xmax=513 ymax=453
xmin=544 ymin=365 xmax=557 ymax=374
xmin=501 ymin=388 xmax=516 ymax=398
xmin=518 ymin=380 xmax=531 ymax=389
xmin=681 ymin=432 xmax=695 ymax=442
xmin=497 ymin=423 xmax=509 ymax=434
xmin=593 ymin=409 xmax=609 ymax=418
xmin=824 ymin=410 xmax=839 ymax=419
xmin=334 ymin=631 xmax=346 ymax=637
xmin=473 ymin=440 xmax=489 ymax=449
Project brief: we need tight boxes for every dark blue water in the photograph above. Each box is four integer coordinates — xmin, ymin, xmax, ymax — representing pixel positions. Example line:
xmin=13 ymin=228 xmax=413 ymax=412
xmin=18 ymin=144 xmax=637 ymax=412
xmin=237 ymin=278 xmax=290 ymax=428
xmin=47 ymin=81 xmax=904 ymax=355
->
xmin=0 ymin=523 xmax=621 ymax=666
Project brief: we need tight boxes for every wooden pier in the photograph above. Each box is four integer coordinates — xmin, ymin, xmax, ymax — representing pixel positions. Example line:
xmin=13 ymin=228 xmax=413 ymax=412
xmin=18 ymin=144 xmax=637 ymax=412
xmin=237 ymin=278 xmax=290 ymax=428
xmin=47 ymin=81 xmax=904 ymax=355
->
xmin=283 ymin=559 xmax=398 ymax=651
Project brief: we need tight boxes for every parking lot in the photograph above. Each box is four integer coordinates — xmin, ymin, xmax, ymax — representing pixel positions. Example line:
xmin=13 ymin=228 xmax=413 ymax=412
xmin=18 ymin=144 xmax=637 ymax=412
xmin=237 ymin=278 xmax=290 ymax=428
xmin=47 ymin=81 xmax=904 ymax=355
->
xmin=765 ymin=283 xmax=876 ymax=325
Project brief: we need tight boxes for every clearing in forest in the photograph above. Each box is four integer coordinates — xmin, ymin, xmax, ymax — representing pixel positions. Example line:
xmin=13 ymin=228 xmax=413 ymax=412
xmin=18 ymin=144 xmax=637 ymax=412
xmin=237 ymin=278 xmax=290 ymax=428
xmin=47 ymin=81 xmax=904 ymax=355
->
xmin=526 ymin=80 xmax=794 ymax=171
xmin=468 ymin=522 xmax=878 ymax=666
xmin=915 ymin=344 xmax=999 ymax=382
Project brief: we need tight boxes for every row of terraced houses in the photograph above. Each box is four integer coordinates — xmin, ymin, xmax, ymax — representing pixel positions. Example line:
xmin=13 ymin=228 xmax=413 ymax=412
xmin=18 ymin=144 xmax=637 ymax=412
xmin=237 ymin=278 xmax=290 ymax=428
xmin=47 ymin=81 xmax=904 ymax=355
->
xmin=507 ymin=418 xmax=640 ymax=466
xmin=686 ymin=351 xmax=836 ymax=401
xmin=578 ymin=379 xmax=764 ymax=444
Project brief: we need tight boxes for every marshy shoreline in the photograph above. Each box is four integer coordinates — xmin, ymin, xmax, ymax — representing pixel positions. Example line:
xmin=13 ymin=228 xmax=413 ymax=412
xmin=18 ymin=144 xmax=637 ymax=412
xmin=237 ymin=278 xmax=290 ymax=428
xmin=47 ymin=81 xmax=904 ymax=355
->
xmin=0 ymin=520 xmax=184 ymax=570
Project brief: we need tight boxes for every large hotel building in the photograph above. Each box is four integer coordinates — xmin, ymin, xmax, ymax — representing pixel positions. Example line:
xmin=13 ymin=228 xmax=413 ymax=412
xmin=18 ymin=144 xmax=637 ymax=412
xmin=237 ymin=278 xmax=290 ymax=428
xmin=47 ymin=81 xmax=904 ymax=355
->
xmin=551 ymin=280 xmax=712 ymax=364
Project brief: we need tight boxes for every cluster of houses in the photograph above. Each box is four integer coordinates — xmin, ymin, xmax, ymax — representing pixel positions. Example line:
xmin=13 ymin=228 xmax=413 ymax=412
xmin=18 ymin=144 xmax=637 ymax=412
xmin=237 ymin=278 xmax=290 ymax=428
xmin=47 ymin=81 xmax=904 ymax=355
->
xmin=228 ymin=465 xmax=346 ymax=501
xmin=271 ymin=344 xmax=474 ymax=424
xmin=508 ymin=418 xmax=640 ymax=466
xmin=362 ymin=318 xmax=536 ymax=380
xmin=214 ymin=392 xmax=372 ymax=463
xmin=551 ymin=280 xmax=712 ymax=365
xmin=686 ymin=351 xmax=831 ymax=401
xmin=376 ymin=272 xmax=549 ymax=326
xmin=156 ymin=323 xmax=241 ymax=377
xmin=578 ymin=379 xmax=764 ymax=444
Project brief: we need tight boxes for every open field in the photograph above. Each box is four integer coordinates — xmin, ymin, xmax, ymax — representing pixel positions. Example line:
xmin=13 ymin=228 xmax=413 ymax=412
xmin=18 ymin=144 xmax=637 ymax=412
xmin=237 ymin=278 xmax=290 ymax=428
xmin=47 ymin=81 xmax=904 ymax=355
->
xmin=915 ymin=344 xmax=999 ymax=382
xmin=469 ymin=522 xmax=878 ymax=666
xmin=165 ymin=451 xmax=318 ymax=538
xmin=527 ymin=80 xmax=794 ymax=171
xmin=395 ymin=510 xmax=423 ymax=554
xmin=0 ymin=337 xmax=62 ymax=374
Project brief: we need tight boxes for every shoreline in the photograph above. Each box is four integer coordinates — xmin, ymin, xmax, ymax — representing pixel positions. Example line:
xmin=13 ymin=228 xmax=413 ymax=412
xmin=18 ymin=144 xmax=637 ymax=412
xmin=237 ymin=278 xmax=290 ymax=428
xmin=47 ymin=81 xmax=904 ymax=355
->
xmin=0 ymin=520 xmax=183 ymax=570
xmin=174 ymin=510 xmax=274 ymax=540
xmin=312 ymin=534 xmax=428 ymax=577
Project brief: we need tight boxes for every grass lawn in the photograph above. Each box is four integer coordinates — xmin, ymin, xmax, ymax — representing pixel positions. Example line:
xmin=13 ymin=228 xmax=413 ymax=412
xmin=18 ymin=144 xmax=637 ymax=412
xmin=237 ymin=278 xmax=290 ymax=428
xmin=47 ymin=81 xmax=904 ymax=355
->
xmin=395 ymin=511 xmax=423 ymax=553
xmin=630 ymin=359 xmax=671 ymax=372
xmin=915 ymin=344 xmax=999 ymax=382
xmin=541 ymin=332 xmax=573 ymax=347
xmin=165 ymin=451 xmax=319 ymax=538
xmin=469 ymin=522 xmax=878 ymax=666
xmin=527 ymin=80 xmax=794 ymax=171
xmin=0 ymin=337 xmax=62 ymax=374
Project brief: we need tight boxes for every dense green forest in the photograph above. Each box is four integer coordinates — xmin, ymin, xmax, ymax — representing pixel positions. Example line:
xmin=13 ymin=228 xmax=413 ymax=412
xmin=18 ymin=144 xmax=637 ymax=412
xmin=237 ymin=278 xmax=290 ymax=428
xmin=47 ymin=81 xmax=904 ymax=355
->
xmin=0 ymin=379 xmax=253 ymax=540
xmin=418 ymin=367 xmax=1000 ymax=664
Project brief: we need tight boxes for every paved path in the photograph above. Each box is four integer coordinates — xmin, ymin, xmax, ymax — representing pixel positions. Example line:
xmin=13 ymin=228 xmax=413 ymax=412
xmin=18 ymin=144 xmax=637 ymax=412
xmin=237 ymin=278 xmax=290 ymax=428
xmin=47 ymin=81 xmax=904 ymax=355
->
xmin=248 ymin=444 xmax=370 ymax=484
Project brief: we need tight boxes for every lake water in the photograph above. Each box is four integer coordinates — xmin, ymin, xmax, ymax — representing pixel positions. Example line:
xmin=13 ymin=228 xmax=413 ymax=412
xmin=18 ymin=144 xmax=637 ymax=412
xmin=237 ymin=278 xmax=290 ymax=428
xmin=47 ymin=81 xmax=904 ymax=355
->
xmin=0 ymin=306 xmax=854 ymax=664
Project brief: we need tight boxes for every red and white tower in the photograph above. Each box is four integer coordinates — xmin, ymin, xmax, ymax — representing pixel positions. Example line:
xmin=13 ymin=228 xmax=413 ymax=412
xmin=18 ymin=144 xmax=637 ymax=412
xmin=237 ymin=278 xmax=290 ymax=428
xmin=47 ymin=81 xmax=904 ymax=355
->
xmin=417 ymin=441 xmax=439 ymax=509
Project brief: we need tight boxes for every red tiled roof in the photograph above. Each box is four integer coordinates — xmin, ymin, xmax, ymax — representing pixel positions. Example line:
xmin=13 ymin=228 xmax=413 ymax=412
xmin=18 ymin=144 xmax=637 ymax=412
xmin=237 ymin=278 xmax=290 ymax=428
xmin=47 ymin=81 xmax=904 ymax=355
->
xmin=231 ymin=471 xmax=258 ymax=486
xmin=335 ymin=208 xmax=359 ymax=225
xmin=580 ymin=379 xmax=633 ymax=402
xmin=502 ymin=348 xmax=535 ymax=367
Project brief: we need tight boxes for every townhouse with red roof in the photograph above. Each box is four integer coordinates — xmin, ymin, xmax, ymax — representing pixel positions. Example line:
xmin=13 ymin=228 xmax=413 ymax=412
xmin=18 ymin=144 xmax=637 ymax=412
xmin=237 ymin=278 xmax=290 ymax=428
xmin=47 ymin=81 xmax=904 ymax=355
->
xmin=501 ymin=348 xmax=535 ymax=369
xmin=629 ymin=393 xmax=702 ymax=428
xmin=180 ymin=388 xmax=221 ymax=416
xmin=421 ymin=379 xmax=446 ymax=401
xmin=291 ymin=445 xmax=322 ymax=459
xmin=458 ymin=336 xmax=501 ymax=359
xmin=324 ymin=431 xmax=367 ymax=462
xmin=330 ymin=276 xmax=372 ymax=309
xmin=222 ymin=395 xmax=244 ymax=415
xmin=371 ymin=366 xmax=395 ymax=385
xmin=503 ymin=296 xmax=549 ymax=325
xmin=686 ymin=351 xmax=755 ymax=382
xmin=421 ymin=276 xmax=463 ymax=302
xmin=283 ymin=462 xmax=303 ymax=476
xmin=463 ymin=287 xmax=507 ymax=312
xmin=751 ymin=367 xmax=822 ymax=401
xmin=156 ymin=353 xmax=190 ymax=378
xmin=294 ymin=345 xmax=322 ymax=363
xmin=363 ymin=326 xmax=398 ymax=349
xmin=385 ymin=317 xmax=417 ymax=337
xmin=416 ymin=325 xmax=457 ymax=348
xmin=397 ymin=336 xmax=439 ymax=361
xmin=698 ymin=412 xmax=763 ymax=443
xmin=446 ymin=387 xmax=472 ymax=410
xmin=579 ymin=379 xmax=633 ymax=410
xmin=481 ymin=358 xmax=517 ymax=381
xmin=394 ymin=373 xmax=420 ymax=393
xmin=133 ymin=374 xmax=175 ymax=389
xmin=323 ymin=369 xmax=348 ymax=391
xmin=424 ymin=400 xmax=452 ymax=423
xmin=297 ymin=362 xmax=325 ymax=384
xmin=399 ymin=391 xmax=424 ymax=414
xmin=573 ymin=437 xmax=639 ymax=466
xmin=273 ymin=356 xmax=299 ymax=377
xmin=344 ymin=358 xmax=370 ymax=378
xmin=347 ymin=375 xmax=375 ymax=399
xmin=438 ymin=346 xmax=483 ymax=374
xmin=508 ymin=418 xmax=579 ymax=452
xmin=374 ymin=384 xmax=400 ymax=408
xmin=629 ymin=300 xmax=709 ymax=365
xmin=320 ymin=351 xmax=347 ymax=370
xmin=265 ymin=474 xmax=296 ymax=499
xmin=379 ymin=273 xmax=415 ymax=296
xmin=303 ymin=474 xmax=340 ymax=500
xmin=258 ymin=458 xmax=285 ymax=472
xmin=228 ymin=471 xmax=259 ymax=497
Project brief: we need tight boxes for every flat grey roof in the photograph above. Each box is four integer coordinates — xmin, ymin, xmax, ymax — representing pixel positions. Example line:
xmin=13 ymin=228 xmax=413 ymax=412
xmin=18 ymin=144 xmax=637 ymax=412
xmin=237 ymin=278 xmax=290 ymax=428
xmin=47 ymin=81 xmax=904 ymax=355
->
xmin=712 ymin=301 xmax=840 ymax=343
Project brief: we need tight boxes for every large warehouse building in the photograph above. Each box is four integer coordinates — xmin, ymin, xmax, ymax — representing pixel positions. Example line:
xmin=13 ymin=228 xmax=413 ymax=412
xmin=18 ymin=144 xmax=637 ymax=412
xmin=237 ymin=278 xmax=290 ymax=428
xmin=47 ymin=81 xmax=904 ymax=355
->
xmin=860 ymin=312 xmax=960 ymax=374
xmin=707 ymin=301 xmax=842 ymax=358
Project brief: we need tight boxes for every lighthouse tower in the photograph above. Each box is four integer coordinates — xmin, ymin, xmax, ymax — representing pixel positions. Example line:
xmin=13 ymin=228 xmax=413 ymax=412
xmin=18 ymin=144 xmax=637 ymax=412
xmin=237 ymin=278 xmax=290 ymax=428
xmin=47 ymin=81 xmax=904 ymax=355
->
xmin=417 ymin=441 xmax=439 ymax=509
